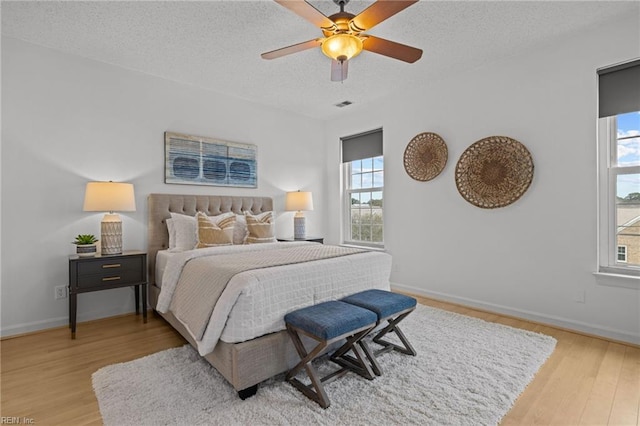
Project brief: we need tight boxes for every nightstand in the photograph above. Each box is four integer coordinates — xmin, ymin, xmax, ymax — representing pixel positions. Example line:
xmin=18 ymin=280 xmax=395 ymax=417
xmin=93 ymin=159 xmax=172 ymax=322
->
xmin=68 ymin=250 xmax=147 ymax=339
xmin=277 ymin=237 xmax=324 ymax=244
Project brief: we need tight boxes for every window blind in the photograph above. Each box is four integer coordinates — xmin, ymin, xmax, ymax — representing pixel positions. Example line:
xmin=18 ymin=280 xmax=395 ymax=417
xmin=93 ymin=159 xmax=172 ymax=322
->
xmin=341 ymin=129 xmax=383 ymax=163
xmin=598 ymin=59 xmax=640 ymax=118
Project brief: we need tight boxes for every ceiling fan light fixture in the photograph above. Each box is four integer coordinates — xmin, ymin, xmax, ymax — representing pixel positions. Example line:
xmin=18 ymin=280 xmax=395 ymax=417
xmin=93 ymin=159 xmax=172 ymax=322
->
xmin=321 ymin=33 xmax=363 ymax=61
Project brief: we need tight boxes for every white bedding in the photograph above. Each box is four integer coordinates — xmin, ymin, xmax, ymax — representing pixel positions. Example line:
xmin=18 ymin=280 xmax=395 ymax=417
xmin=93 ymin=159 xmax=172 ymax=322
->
xmin=156 ymin=242 xmax=392 ymax=356
xmin=155 ymin=250 xmax=172 ymax=288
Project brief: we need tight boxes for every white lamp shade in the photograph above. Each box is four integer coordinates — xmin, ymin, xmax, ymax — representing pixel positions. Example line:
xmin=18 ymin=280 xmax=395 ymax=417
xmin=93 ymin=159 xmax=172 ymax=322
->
xmin=83 ymin=182 xmax=136 ymax=212
xmin=285 ymin=191 xmax=313 ymax=212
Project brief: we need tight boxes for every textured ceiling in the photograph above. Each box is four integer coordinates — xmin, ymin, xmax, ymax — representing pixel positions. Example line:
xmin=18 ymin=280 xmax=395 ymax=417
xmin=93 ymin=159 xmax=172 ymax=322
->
xmin=2 ymin=1 xmax=638 ymax=120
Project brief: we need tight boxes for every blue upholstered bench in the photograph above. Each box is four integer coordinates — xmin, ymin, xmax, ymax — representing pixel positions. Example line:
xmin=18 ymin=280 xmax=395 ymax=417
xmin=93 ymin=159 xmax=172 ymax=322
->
xmin=284 ymin=300 xmax=378 ymax=409
xmin=342 ymin=289 xmax=417 ymax=375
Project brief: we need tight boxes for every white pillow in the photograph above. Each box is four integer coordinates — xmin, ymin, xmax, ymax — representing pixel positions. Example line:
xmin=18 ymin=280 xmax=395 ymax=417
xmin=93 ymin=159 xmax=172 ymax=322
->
xmin=169 ymin=213 xmax=197 ymax=252
xmin=166 ymin=218 xmax=176 ymax=250
xmin=233 ymin=214 xmax=248 ymax=245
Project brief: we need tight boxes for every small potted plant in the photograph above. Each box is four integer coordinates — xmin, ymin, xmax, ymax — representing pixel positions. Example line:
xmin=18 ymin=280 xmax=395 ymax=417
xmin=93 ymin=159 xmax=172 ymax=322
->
xmin=73 ymin=234 xmax=99 ymax=257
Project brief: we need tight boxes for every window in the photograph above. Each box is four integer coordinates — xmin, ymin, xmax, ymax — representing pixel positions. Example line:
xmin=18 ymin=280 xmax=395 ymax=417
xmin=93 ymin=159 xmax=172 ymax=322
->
xmin=618 ymin=245 xmax=628 ymax=263
xmin=346 ymin=156 xmax=384 ymax=245
xmin=341 ymin=129 xmax=383 ymax=248
xmin=597 ymin=59 xmax=640 ymax=277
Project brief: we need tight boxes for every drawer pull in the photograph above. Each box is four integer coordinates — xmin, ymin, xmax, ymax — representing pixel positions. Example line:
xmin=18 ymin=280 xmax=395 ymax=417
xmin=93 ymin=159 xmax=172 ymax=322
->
xmin=102 ymin=264 xmax=121 ymax=269
xmin=102 ymin=276 xmax=121 ymax=282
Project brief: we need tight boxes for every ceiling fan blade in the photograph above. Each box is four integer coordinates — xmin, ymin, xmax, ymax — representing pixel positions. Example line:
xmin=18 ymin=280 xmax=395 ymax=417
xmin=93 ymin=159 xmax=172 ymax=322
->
xmin=261 ymin=39 xmax=323 ymax=60
xmin=274 ymin=0 xmax=337 ymax=31
xmin=350 ymin=0 xmax=418 ymax=32
xmin=362 ymin=35 xmax=422 ymax=63
xmin=331 ymin=59 xmax=349 ymax=82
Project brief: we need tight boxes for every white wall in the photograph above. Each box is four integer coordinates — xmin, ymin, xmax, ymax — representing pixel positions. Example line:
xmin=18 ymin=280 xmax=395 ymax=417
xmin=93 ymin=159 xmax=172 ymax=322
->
xmin=3 ymin=13 xmax=639 ymax=344
xmin=324 ymin=16 xmax=640 ymax=344
xmin=1 ymin=38 xmax=325 ymax=336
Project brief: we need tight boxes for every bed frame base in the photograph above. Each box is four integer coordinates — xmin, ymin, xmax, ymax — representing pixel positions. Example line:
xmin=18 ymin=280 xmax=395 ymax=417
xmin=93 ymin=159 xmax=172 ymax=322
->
xmin=150 ymin=283 xmax=301 ymax=393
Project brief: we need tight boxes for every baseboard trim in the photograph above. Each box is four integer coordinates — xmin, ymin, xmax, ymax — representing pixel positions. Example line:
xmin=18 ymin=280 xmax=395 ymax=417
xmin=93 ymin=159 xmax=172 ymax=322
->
xmin=5 ymin=285 xmax=638 ymax=346
xmin=0 ymin=307 xmax=136 ymax=338
xmin=392 ymin=282 xmax=640 ymax=346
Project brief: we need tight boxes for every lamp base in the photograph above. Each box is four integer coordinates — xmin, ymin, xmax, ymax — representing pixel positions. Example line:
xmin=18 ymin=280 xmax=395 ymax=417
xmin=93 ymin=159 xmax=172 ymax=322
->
xmin=101 ymin=213 xmax=123 ymax=255
xmin=293 ymin=215 xmax=306 ymax=240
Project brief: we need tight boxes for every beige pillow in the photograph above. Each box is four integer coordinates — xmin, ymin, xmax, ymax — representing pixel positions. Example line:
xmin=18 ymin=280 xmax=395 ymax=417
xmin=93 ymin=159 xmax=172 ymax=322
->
xmin=195 ymin=212 xmax=235 ymax=248
xmin=244 ymin=211 xmax=276 ymax=244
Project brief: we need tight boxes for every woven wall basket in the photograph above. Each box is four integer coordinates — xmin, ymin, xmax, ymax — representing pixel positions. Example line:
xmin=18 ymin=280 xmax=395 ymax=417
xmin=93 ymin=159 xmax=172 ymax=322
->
xmin=455 ymin=136 xmax=534 ymax=209
xmin=404 ymin=132 xmax=448 ymax=181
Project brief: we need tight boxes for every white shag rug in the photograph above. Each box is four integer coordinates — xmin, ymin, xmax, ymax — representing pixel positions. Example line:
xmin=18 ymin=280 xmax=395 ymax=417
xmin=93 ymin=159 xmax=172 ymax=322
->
xmin=92 ymin=304 xmax=556 ymax=426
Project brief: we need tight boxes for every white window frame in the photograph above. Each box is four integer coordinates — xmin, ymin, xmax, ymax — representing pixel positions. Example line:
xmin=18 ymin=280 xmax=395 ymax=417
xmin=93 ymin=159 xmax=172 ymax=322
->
xmin=342 ymin=157 xmax=384 ymax=249
xmin=595 ymin=59 xmax=640 ymax=288
xmin=596 ymin=115 xmax=640 ymax=280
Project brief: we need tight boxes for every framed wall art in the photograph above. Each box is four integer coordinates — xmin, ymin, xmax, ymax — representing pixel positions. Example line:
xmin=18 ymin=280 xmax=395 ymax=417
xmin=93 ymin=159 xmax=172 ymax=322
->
xmin=164 ymin=132 xmax=257 ymax=188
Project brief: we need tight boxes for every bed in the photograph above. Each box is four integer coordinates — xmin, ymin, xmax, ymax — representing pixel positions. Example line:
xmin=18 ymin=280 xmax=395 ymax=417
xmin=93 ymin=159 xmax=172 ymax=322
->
xmin=147 ymin=193 xmax=392 ymax=397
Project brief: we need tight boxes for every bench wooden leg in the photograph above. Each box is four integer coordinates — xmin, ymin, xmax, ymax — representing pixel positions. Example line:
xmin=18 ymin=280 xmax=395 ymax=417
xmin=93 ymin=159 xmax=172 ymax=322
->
xmin=373 ymin=310 xmax=417 ymax=356
xmin=358 ymin=339 xmax=383 ymax=376
xmin=286 ymin=324 xmax=332 ymax=409
xmin=330 ymin=328 xmax=377 ymax=380
xmin=286 ymin=323 xmax=377 ymax=409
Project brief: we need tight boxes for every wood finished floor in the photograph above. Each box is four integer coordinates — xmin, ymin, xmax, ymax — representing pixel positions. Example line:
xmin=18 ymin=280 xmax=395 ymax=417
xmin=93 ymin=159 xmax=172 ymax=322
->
xmin=1 ymin=297 xmax=638 ymax=425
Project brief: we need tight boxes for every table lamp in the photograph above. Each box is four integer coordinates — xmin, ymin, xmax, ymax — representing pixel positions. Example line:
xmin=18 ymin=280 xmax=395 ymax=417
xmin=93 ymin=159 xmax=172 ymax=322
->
xmin=285 ymin=191 xmax=314 ymax=240
xmin=83 ymin=181 xmax=136 ymax=255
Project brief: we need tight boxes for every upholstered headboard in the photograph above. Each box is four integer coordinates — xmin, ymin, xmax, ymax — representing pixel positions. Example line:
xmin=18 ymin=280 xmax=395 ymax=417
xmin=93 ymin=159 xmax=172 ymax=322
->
xmin=147 ymin=193 xmax=274 ymax=285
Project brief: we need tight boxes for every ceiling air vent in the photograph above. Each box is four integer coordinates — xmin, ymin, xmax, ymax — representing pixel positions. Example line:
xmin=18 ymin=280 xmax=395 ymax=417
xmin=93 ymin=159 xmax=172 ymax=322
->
xmin=335 ymin=100 xmax=353 ymax=108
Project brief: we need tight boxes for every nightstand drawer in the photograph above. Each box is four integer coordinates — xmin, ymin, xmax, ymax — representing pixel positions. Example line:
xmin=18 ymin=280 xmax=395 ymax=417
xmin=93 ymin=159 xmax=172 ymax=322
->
xmin=77 ymin=256 xmax=143 ymax=276
xmin=76 ymin=269 xmax=144 ymax=289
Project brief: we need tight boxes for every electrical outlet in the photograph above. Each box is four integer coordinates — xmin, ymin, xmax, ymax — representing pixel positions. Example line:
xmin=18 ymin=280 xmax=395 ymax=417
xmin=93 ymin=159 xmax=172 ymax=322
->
xmin=573 ymin=290 xmax=585 ymax=304
xmin=54 ymin=285 xmax=67 ymax=300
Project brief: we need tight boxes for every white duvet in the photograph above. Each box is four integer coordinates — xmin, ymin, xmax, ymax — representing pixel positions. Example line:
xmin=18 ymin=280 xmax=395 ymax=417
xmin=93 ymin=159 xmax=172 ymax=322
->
xmin=156 ymin=242 xmax=392 ymax=356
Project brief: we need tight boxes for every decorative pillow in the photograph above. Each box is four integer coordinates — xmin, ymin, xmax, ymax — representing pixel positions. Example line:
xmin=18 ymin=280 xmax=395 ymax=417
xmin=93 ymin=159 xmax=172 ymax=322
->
xmin=169 ymin=213 xmax=197 ymax=252
xmin=244 ymin=211 xmax=276 ymax=244
xmin=166 ymin=218 xmax=176 ymax=250
xmin=195 ymin=212 xmax=235 ymax=248
xmin=233 ymin=213 xmax=248 ymax=245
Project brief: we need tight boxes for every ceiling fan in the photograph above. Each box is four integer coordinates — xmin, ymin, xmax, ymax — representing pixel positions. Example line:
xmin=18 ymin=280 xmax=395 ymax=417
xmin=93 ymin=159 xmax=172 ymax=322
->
xmin=261 ymin=0 xmax=423 ymax=82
